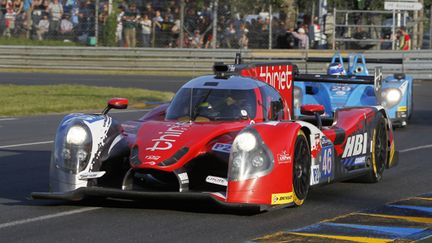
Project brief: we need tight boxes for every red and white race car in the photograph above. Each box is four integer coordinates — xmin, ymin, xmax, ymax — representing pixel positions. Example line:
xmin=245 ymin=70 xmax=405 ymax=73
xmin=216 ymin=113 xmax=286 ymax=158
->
xmin=32 ymin=56 xmax=398 ymax=210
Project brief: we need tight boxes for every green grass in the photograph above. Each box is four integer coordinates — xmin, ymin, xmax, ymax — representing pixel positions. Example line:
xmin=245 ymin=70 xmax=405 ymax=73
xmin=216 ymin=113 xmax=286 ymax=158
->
xmin=0 ymin=37 xmax=81 ymax=46
xmin=0 ymin=84 xmax=174 ymax=116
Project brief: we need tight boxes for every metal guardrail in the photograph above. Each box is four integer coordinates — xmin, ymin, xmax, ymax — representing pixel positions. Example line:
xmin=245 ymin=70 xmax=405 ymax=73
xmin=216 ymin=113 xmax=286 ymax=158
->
xmin=0 ymin=46 xmax=431 ymax=79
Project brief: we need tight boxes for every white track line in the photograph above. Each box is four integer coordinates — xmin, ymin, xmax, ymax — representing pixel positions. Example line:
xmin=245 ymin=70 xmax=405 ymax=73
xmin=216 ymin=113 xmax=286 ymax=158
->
xmin=400 ymin=144 xmax=432 ymax=153
xmin=0 ymin=207 xmax=100 ymax=230
xmin=0 ymin=141 xmax=53 ymax=149
xmin=0 ymin=118 xmax=16 ymax=121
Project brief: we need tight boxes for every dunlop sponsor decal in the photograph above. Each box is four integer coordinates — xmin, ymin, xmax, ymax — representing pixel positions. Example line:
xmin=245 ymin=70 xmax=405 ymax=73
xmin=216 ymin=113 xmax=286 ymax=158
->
xmin=271 ymin=192 xmax=293 ymax=205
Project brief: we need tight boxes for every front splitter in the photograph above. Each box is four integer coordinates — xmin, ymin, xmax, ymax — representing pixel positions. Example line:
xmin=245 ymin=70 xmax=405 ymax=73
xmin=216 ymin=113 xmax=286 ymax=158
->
xmin=31 ymin=187 xmax=268 ymax=211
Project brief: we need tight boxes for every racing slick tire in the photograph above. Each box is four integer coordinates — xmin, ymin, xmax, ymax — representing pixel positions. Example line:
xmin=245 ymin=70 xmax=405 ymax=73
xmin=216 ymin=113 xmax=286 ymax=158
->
xmin=408 ymin=86 xmax=413 ymax=121
xmin=292 ymin=130 xmax=311 ymax=206
xmin=364 ymin=113 xmax=388 ymax=183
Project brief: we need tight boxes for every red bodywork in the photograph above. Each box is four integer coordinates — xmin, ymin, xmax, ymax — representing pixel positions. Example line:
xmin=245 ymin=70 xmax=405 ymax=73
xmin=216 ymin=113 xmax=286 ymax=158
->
xmin=120 ymin=62 xmax=397 ymax=207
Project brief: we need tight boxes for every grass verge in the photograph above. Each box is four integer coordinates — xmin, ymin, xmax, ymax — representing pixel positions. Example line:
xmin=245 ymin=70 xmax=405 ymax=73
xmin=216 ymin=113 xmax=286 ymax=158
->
xmin=0 ymin=37 xmax=81 ymax=46
xmin=0 ymin=84 xmax=174 ymax=116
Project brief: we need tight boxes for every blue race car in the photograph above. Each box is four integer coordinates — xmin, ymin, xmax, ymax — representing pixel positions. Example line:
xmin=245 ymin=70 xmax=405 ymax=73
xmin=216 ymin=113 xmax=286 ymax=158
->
xmin=294 ymin=53 xmax=413 ymax=127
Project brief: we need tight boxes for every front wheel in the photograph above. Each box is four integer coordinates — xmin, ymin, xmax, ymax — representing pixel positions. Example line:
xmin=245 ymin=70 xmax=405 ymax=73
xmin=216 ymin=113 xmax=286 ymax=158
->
xmin=365 ymin=113 xmax=388 ymax=183
xmin=292 ymin=130 xmax=311 ymax=206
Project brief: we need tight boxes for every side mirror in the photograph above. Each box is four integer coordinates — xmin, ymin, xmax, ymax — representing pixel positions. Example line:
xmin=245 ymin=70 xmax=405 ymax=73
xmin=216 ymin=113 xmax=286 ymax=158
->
xmin=300 ymin=104 xmax=325 ymax=129
xmin=102 ymin=98 xmax=128 ymax=115
xmin=300 ymin=104 xmax=325 ymax=116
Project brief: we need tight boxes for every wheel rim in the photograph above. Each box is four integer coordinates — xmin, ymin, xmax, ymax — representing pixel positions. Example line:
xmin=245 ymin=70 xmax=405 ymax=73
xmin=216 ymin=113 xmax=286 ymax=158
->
xmin=293 ymin=135 xmax=310 ymax=200
xmin=374 ymin=119 xmax=387 ymax=176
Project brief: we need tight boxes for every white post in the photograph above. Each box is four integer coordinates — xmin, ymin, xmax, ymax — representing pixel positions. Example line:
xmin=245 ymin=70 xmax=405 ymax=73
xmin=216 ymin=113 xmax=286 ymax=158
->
xmin=95 ymin=0 xmax=99 ymax=46
xmin=212 ymin=0 xmax=218 ymax=49
xmin=180 ymin=0 xmax=185 ymax=48
xmin=269 ymin=2 xmax=272 ymax=49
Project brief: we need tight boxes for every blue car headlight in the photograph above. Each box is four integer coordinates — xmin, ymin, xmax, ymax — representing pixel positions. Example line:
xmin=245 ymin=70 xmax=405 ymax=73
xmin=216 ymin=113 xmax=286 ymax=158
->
xmin=381 ymin=88 xmax=402 ymax=109
xmin=228 ymin=128 xmax=274 ymax=181
xmin=293 ymin=86 xmax=303 ymax=109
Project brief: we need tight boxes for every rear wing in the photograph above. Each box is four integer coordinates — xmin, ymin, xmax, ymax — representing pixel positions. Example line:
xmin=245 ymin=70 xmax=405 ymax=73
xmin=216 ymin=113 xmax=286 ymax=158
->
xmin=306 ymin=57 xmax=403 ymax=64
xmin=295 ymin=66 xmax=383 ymax=104
xmin=306 ymin=53 xmax=403 ymax=75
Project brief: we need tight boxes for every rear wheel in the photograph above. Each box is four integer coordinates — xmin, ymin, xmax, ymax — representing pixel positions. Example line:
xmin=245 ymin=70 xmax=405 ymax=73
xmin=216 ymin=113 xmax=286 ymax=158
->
xmin=292 ymin=130 xmax=311 ymax=206
xmin=365 ymin=113 xmax=388 ymax=183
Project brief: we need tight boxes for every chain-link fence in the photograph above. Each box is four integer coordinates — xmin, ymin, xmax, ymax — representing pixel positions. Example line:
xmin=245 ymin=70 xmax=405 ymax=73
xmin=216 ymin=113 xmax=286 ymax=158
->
xmin=0 ymin=0 xmax=429 ymax=50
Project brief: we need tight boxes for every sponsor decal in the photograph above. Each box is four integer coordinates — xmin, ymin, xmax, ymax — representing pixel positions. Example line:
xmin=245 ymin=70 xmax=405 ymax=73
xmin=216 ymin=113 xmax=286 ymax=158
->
xmin=257 ymin=65 xmax=293 ymax=91
xmin=205 ymin=175 xmax=228 ymax=186
xmin=397 ymin=106 xmax=407 ymax=112
xmin=141 ymin=161 xmax=156 ymax=166
xmin=354 ymin=156 xmax=366 ymax=165
xmin=311 ymin=164 xmax=320 ymax=185
xmin=178 ymin=172 xmax=189 ymax=184
xmin=311 ymin=134 xmax=322 ymax=158
xmin=212 ymin=143 xmax=232 ymax=153
xmin=78 ymin=171 xmax=106 ymax=180
xmin=145 ymin=155 xmax=161 ymax=161
xmin=341 ymin=156 xmax=367 ymax=168
xmin=271 ymin=192 xmax=293 ymax=205
xmin=335 ymin=91 xmax=346 ymax=96
xmin=321 ymin=146 xmax=333 ymax=178
xmin=342 ymin=132 xmax=368 ymax=158
xmin=146 ymin=122 xmax=191 ymax=151
xmin=331 ymin=84 xmax=352 ymax=92
xmin=277 ymin=150 xmax=292 ymax=164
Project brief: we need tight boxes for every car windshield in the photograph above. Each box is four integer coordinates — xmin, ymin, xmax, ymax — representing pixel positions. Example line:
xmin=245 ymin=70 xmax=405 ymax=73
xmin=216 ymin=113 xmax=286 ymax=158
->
xmin=166 ymin=88 xmax=257 ymax=121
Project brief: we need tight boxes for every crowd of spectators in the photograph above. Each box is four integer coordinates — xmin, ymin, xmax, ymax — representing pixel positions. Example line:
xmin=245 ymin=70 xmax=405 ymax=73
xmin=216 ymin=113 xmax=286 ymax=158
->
xmin=0 ymin=0 xmax=96 ymax=41
xmin=0 ymin=0 xmax=329 ymax=49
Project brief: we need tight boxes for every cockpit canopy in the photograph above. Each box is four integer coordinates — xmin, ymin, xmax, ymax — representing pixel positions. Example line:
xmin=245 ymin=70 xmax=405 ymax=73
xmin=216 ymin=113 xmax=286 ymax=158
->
xmin=165 ymin=75 xmax=287 ymax=122
xmin=166 ymin=88 xmax=257 ymax=121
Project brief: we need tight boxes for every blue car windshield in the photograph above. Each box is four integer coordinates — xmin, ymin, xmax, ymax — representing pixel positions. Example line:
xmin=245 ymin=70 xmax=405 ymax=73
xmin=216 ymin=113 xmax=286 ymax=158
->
xmin=166 ymin=88 xmax=257 ymax=121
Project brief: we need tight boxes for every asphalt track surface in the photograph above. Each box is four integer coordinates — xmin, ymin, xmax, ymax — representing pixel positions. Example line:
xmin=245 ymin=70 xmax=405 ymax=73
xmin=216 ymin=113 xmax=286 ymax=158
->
xmin=0 ymin=74 xmax=431 ymax=242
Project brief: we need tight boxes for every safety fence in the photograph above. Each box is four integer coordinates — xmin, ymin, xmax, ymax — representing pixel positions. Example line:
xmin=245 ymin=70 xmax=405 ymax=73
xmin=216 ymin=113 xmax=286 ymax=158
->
xmin=0 ymin=46 xmax=431 ymax=79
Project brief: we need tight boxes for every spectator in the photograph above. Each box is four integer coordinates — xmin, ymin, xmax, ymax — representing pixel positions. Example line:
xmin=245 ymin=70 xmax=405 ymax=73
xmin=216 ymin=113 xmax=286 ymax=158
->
xmin=3 ymin=1 xmax=16 ymax=38
xmin=152 ymin=10 xmax=163 ymax=32
xmin=140 ymin=14 xmax=151 ymax=47
xmin=31 ymin=0 xmax=45 ymax=39
xmin=190 ymin=29 xmax=203 ymax=48
xmin=122 ymin=3 xmax=139 ymax=47
xmin=238 ymin=31 xmax=248 ymax=49
xmin=36 ymin=13 xmax=49 ymax=40
xmin=13 ymin=0 xmax=23 ymax=15
xmin=60 ymin=14 xmax=73 ymax=39
xmin=398 ymin=27 xmax=411 ymax=51
xmin=77 ymin=0 xmax=95 ymax=41
xmin=288 ymin=27 xmax=309 ymax=49
xmin=48 ymin=0 xmax=63 ymax=39
xmin=115 ymin=6 xmax=124 ymax=46
xmin=223 ymin=22 xmax=236 ymax=48
xmin=171 ymin=19 xmax=180 ymax=47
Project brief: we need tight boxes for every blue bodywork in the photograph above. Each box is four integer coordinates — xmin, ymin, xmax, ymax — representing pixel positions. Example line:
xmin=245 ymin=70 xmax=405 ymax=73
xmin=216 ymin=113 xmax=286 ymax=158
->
xmin=294 ymin=53 xmax=413 ymax=127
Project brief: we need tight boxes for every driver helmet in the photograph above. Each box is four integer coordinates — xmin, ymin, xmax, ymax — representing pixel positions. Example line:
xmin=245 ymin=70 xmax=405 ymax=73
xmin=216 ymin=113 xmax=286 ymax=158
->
xmin=327 ymin=63 xmax=346 ymax=75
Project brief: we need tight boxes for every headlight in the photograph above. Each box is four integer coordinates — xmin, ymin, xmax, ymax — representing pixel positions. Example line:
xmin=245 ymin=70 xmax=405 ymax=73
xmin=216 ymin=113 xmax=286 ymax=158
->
xmin=385 ymin=89 xmax=401 ymax=102
xmin=381 ymin=88 xmax=402 ymax=109
xmin=293 ymin=86 xmax=302 ymax=109
xmin=235 ymin=132 xmax=256 ymax=152
xmin=229 ymin=128 xmax=274 ymax=181
xmin=53 ymin=122 xmax=92 ymax=174
xmin=66 ymin=125 xmax=88 ymax=145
